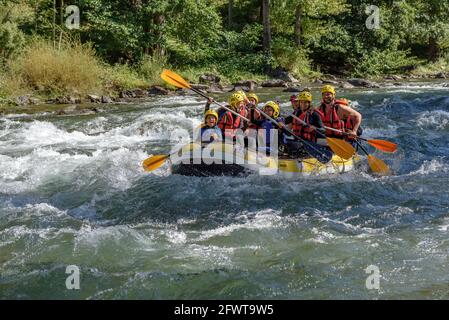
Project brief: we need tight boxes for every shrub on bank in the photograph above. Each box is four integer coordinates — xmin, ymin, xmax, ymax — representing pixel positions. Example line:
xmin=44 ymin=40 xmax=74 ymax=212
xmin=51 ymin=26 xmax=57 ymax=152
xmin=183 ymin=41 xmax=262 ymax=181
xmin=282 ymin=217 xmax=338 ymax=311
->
xmin=8 ymin=39 xmax=104 ymax=96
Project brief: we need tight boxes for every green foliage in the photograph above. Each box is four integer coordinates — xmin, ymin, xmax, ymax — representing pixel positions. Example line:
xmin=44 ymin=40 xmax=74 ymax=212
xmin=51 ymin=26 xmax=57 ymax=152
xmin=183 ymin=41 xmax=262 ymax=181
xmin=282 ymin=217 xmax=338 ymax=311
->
xmin=351 ymin=48 xmax=423 ymax=77
xmin=272 ymin=38 xmax=318 ymax=78
xmin=138 ymin=53 xmax=168 ymax=85
xmin=2 ymin=0 xmax=449 ymax=107
xmin=0 ymin=2 xmax=27 ymax=62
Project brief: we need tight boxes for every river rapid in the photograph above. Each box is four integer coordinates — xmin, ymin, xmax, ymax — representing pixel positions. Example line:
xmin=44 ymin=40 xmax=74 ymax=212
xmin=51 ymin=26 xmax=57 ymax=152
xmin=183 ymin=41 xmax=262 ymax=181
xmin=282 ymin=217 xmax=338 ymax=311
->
xmin=1 ymin=83 xmax=448 ymax=299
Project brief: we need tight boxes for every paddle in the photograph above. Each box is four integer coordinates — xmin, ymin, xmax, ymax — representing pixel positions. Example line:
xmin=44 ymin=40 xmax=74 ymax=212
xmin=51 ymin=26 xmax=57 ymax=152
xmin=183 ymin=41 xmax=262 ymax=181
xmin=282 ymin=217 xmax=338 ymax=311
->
xmin=161 ymin=69 xmax=250 ymax=123
xmin=142 ymin=154 xmax=170 ymax=172
xmin=323 ymin=125 xmax=397 ymax=153
xmin=355 ymin=140 xmax=390 ymax=175
xmin=256 ymin=108 xmax=333 ymax=164
xmin=289 ymin=113 xmax=355 ymax=160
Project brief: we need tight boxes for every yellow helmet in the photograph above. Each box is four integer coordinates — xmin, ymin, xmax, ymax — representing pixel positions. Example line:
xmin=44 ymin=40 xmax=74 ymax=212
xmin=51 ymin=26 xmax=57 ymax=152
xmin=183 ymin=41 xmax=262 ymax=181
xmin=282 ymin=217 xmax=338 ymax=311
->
xmin=228 ymin=93 xmax=245 ymax=108
xmin=204 ymin=109 xmax=218 ymax=122
xmin=322 ymin=85 xmax=336 ymax=96
xmin=263 ymin=101 xmax=280 ymax=118
xmin=298 ymin=91 xmax=313 ymax=103
xmin=235 ymin=90 xmax=247 ymax=99
xmin=247 ymin=92 xmax=259 ymax=104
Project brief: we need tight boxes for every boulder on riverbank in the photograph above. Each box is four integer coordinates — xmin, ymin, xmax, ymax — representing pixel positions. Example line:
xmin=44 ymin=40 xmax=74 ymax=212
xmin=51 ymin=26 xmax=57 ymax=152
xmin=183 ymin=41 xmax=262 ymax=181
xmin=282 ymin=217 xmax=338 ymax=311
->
xmin=269 ymin=68 xmax=299 ymax=83
xmin=87 ymin=94 xmax=102 ymax=103
xmin=233 ymin=80 xmax=257 ymax=92
xmin=339 ymin=82 xmax=355 ymax=89
xmin=199 ymin=73 xmax=221 ymax=85
xmin=283 ymin=85 xmax=302 ymax=93
xmin=148 ymin=85 xmax=170 ymax=95
xmin=347 ymin=78 xmax=380 ymax=88
xmin=261 ymin=79 xmax=288 ymax=88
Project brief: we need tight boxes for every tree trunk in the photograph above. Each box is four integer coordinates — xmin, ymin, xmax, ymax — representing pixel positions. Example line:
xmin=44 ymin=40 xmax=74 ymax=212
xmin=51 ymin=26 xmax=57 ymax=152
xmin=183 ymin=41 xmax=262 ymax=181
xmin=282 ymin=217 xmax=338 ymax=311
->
xmin=53 ymin=0 xmax=56 ymax=49
xmin=428 ymin=36 xmax=439 ymax=62
xmin=262 ymin=0 xmax=271 ymax=53
xmin=262 ymin=0 xmax=272 ymax=72
xmin=228 ymin=0 xmax=233 ymax=29
xmin=294 ymin=3 xmax=302 ymax=47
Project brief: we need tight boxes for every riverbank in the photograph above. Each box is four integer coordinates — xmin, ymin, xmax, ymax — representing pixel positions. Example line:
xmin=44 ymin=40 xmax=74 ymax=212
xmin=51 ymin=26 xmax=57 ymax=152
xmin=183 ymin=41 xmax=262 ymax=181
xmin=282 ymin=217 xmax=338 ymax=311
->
xmin=1 ymin=75 xmax=448 ymax=117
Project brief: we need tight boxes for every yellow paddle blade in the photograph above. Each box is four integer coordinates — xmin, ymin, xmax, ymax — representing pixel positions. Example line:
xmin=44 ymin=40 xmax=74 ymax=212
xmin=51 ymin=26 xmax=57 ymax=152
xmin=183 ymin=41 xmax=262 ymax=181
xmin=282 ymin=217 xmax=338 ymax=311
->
xmin=142 ymin=155 xmax=169 ymax=172
xmin=367 ymin=139 xmax=397 ymax=153
xmin=327 ymin=138 xmax=356 ymax=160
xmin=160 ymin=69 xmax=191 ymax=89
xmin=367 ymin=155 xmax=390 ymax=175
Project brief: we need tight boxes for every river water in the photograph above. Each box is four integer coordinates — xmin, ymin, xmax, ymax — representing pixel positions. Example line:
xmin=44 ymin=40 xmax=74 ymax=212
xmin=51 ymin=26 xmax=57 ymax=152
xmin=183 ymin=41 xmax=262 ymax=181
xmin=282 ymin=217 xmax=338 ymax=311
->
xmin=1 ymin=84 xmax=448 ymax=299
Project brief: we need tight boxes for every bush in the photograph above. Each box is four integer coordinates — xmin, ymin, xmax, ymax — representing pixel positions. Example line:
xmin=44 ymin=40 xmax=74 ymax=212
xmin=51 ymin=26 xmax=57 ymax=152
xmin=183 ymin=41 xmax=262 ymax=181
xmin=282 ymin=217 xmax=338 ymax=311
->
xmin=138 ymin=52 xmax=168 ymax=85
xmin=0 ymin=21 xmax=25 ymax=63
xmin=351 ymin=48 xmax=422 ymax=77
xmin=272 ymin=38 xmax=320 ymax=79
xmin=8 ymin=39 xmax=104 ymax=96
xmin=103 ymin=63 xmax=149 ymax=92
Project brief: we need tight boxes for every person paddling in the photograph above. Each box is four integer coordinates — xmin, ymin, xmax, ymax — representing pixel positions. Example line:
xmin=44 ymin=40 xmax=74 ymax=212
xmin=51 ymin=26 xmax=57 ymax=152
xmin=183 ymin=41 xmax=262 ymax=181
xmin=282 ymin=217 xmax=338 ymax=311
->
xmin=285 ymin=91 xmax=326 ymax=157
xmin=319 ymin=85 xmax=362 ymax=139
xmin=285 ymin=93 xmax=303 ymax=130
xmin=338 ymin=99 xmax=363 ymax=148
xmin=248 ymin=101 xmax=286 ymax=155
xmin=198 ymin=109 xmax=223 ymax=143
xmin=217 ymin=92 xmax=247 ymax=139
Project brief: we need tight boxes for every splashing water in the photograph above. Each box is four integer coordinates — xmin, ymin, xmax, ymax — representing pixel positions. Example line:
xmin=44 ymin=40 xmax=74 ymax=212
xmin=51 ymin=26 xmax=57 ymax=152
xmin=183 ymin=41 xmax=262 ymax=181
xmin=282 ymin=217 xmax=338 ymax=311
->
xmin=1 ymin=88 xmax=449 ymax=299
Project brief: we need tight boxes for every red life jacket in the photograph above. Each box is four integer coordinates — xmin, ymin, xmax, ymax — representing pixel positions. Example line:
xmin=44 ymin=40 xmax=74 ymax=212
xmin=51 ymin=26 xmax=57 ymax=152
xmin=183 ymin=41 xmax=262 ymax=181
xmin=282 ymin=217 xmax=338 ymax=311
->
xmin=319 ymin=101 xmax=345 ymax=138
xmin=247 ymin=108 xmax=262 ymax=130
xmin=290 ymin=110 xmax=303 ymax=136
xmin=218 ymin=107 xmax=245 ymax=138
xmin=292 ymin=109 xmax=323 ymax=142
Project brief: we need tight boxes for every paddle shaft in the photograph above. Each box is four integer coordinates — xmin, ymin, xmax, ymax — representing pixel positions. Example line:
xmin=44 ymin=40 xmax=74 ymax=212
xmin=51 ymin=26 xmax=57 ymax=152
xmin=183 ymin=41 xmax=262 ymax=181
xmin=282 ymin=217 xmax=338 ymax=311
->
xmin=355 ymin=139 xmax=369 ymax=156
xmin=162 ymin=69 xmax=250 ymax=123
xmin=189 ymin=87 xmax=250 ymax=123
xmin=256 ymin=108 xmax=330 ymax=161
xmin=323 ymin=125 xmax=368 ymax=141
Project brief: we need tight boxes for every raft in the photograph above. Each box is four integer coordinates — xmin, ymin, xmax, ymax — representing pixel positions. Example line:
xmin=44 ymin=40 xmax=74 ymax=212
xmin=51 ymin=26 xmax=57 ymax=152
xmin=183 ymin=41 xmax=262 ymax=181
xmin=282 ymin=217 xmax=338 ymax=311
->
xmin=169 ymin=142 xmax=360 ymax=178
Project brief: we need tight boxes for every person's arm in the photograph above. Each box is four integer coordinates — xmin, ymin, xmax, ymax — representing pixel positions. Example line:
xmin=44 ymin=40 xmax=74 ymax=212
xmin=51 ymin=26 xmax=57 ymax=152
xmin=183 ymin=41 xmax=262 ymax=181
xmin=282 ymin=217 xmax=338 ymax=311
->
xmin=249 ymin=106 xmax=264 ymax=127
xmin=204 ymin=97 xmax=214 ymax=112
xmin=338 ymin=104 xmax=362 ymax=135
xmin=311 ymin=112 xmax=326 ymax=138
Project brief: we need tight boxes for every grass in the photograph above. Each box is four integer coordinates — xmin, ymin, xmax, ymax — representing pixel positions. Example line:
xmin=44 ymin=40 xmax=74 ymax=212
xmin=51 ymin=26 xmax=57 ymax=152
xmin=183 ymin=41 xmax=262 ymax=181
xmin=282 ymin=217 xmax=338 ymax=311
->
xmin=412 ymin=55 xmax=449 ymax=76
xmin=7 ymin=39 xmax=104 ymax=96
xmin=0 ymin=39 xmax=172 ymax=107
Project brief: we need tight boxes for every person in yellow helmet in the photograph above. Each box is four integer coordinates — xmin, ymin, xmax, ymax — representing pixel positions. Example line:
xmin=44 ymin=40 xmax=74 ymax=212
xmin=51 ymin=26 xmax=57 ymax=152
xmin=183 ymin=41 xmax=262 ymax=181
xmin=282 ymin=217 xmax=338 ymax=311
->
xmin=291 ymin=91 xmax=325 ymax=141
xmin=319 ymin=85 xmax=362 ymax=139
xmin=198 ymin=109 xmax=222 ymax=143
xmin=248 ymin=101 xmax=286 ymax=154
xmin=282 ymin=91 xmax=325 ymax=156
xmin=247 ymin=92 xmax=259 ymax=106
xmin=209 ymin=92 xmax=247 ymax=139
xmin=246 ymin=92 xmax=262 ymax=130
xmin=285 ymin=92 xmax=305 ymax=130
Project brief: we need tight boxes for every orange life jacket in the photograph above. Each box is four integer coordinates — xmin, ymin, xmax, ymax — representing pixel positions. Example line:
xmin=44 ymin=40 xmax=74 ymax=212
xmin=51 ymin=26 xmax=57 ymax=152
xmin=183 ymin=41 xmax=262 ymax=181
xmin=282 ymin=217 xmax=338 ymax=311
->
xmin=292 ymin=109 xmax=323 ymax=142
xmin=319 ymin=99 xmax=347 ymax=138
xmin=218 ymin=107 xmax=246 ymax=138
